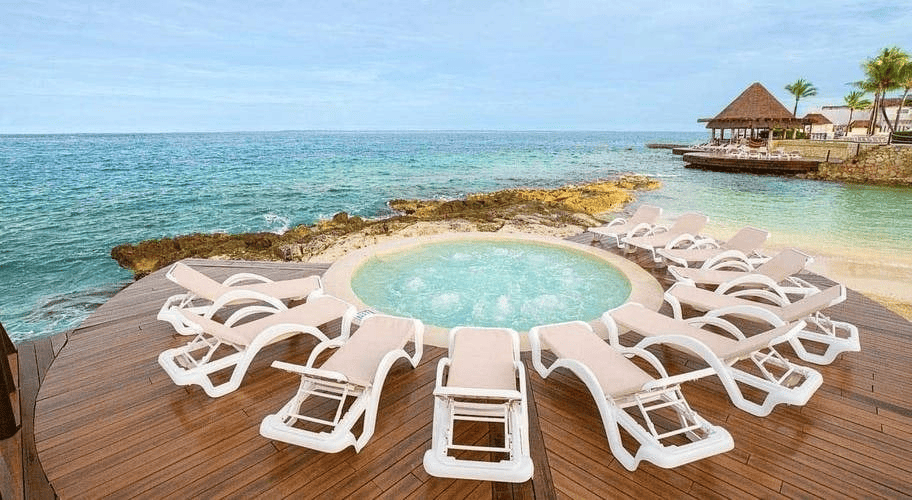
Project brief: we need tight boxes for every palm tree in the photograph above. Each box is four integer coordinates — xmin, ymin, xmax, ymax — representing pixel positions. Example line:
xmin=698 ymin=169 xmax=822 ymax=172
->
xmin=785 ymin=79 xmax=818 ymax=117
xmin=843 ymin=91 xmax=872 ymax=136
xmin=855 ymin=47 xmax=909 ymax=134
xmin=891 ymin=59 xmax=912 ymax=134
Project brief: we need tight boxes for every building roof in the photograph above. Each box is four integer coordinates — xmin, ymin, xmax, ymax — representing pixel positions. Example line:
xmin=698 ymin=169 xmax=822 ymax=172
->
xmin=848 ymin=120 xmax=870 ymax=129
xmin=803 ymin=113 xmax=832 ymax=125
xmin=705 ymin=82 xmax=804 ymax=129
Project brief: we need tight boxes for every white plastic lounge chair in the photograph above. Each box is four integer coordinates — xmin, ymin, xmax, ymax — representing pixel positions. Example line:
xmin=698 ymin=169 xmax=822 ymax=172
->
xmin=622 ymin=212 xmax=709 ymax=262
xmin=588 ymin=204 xmax=663 ymax=248
xmin=259 ymin=314 xmax=424 ymax=453
xmin=529 ymin=320 xmax=733 ymax=470
xmin=668 ymin=248 xmax=818 ymax=298
xmin=158 ymin=262 xmax=323 ymax=335
xmin=158 ymin=289 xmax=356 ymax=397
xmin=665 ymin=282 xmax=860 ymax=365
xmin=423 ymin=327 xmax=533 ymax=483
xmin=604 ymin=303 xmax=822 ymax=417
xmin=657 ymin=226 xmax=770 ymax=268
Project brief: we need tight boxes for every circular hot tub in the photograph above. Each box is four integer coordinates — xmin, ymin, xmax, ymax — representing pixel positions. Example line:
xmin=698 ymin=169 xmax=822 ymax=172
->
xmin=324 ymin=232 xmax=663 ymax=347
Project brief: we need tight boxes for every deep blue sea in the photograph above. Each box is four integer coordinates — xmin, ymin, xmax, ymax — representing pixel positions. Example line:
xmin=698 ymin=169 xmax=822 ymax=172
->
xmin=2 ymin=131 xmax=910 ymax=343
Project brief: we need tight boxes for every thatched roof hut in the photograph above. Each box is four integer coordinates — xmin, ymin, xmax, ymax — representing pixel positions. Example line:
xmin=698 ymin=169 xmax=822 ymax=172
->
xmin=802 ymin=113 xmax=832 ymax=125
xmin=705 ymin=82 xmax=804 ymax=130
xmin=701 ymin=82 xmax=804 ymax=141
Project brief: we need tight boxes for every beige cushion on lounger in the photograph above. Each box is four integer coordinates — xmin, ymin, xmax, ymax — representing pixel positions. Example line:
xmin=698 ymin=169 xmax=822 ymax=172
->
xmin=537 ymin=322 xmax=654 ymax=397
xmin=170 ymin=262 xmax=321 ymax=301
xmin=610 ymin=303 xmax=798 ymax=360
xmin=446 ymin=328 xmax=517 ymax=391
xmin=667 ymin=266 xmax=746 ymax=285
xmin=177 ymin=295 xmax=352 ymax=347
xmin=321 ymin=315 xmax=417 ymax=387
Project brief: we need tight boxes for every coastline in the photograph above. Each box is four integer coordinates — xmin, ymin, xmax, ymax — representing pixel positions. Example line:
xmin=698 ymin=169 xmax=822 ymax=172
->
xmin=111 ymin=175 xmax=912 ymax=323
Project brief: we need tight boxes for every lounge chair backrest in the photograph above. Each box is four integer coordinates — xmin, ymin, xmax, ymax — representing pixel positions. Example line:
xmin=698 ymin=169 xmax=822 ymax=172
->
xmin=780 ymin=285 xmax=844 ymax=321
xmin=756 ymin=248 xmax=812 ymax=282
xmin=668 ymin=212 xmax=708 ymax=236
xmin=447 ymin=327 xmax=517 ymax=391
xmin=168 ymin=262 xmax=228 ymax=300
xmin=537 ymin=322 xmax=653 ymax=397
xmin=321 ymin=314 xmax=417 ymax=386
xmin=724 ymin=227 xmax=769 ymax=253
xmin=629 ymin=204 xmax=663 ymax=225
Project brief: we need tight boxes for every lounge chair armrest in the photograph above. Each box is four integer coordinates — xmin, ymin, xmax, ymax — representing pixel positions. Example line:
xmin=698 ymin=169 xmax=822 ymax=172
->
xmin=701 ymin=249 xmax=750 ymax=270
xmin=222 ymin=272 xmax=274 ymax=286
xmin=717 ymin=273 xmax=788 ymax=296
xmin=685 ymin=237 xmax=720 ymax=250
xmin=701 ymin=304 xmax=786 ymax=328
xmin=683 ymin=314 xmax=748 ymax=340
xmin=724 ymin=287 xmax=790 ymax=305
xmin=614 ymin=345 xmax=671 ymax=379
xmin=606 ymin=216 xmax=628 ymax=227
xmin=624 ymin=222 xmax=654 ymax=238
xmin=664 ymin=233 xmax=696 ymax=250
xmin=643 ymin=224 xmax=668 ymax=236
xmin=271 ymin=360 xmax=349 ymax=384
xmin=206 ymin=289 xmax=288 ymax=318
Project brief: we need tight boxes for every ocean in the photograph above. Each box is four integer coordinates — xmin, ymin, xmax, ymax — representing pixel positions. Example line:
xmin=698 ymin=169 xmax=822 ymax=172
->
xmin=2 ymin=131 xmax=910 ymax=343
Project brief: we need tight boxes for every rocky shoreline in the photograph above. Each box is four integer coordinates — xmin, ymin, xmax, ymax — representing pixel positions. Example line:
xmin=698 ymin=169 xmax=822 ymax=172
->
xmin=111 ymin=175 xmax=660 ymax=278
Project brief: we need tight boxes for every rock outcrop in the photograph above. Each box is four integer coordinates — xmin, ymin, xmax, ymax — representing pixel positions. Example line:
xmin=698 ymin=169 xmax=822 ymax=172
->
xmin=110 ymin=175 xmax=660 ymax=278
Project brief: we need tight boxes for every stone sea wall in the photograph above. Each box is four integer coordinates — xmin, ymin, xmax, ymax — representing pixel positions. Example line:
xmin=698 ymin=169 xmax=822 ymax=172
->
xmin=811 ymin=144 xmax=912 ymax=185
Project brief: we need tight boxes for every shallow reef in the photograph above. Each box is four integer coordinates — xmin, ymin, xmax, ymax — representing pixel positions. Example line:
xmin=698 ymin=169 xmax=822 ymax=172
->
xmin=110 ymin=174 xmax=660 ymax=278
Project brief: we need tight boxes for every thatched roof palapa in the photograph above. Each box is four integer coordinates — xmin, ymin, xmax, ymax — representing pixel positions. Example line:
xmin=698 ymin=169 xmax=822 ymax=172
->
xmin=848 ymin=120 xmax=871 ymax=129
xmin=802 ymin=113 xmax=832 ymax=125
xmin=705 ymin=82 xmax=805 ymax=130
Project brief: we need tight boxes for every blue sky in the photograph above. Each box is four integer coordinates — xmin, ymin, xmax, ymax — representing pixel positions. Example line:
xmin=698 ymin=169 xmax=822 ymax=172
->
xmin=1 ymin=1 xmax=910 ymax=133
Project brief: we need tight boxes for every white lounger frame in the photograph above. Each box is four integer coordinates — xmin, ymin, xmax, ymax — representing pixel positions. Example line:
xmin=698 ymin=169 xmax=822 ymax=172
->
xmin=529 ymin=321 xmax=733 ymax=471
xmin=259 ymin=315 xmax=424 ymax=453
xmin=666 ymin=281 xmax=860 ymax=365
xmin=423 ymin=327 xmax=533 ymax=483
xmin=604 ymin=305 xmax=823 ymax=417
xmin=157 ymin=263 xmax=324 ymax=335
xmin=158 ymin=289 xmax=355 ymax=398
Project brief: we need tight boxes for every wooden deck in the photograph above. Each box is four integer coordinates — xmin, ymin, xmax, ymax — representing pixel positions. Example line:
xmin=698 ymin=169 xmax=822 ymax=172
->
xmin=11 ymin=235 xmax=912 ymax=498
xmin=682 ymin=152 xmax=821 ymax=175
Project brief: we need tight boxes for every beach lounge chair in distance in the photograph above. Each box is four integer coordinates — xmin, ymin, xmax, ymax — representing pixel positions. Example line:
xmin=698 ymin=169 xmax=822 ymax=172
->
xmin=423 ymin=327 xmax=533 ymax=483
xmin=528 ymin=320 xmax=733 ymax=470
xmin=158 ymin=289 xmax=356 ymax=397
xmin=259 ymin=314 xmax=423 ymax=453
xmin=158 ymin=261 xmax=323 ymax=335
xmin=588 ymin=204 xmax=662 ymax=248
xmin=665 ymin=281 xmax=860 ymax=365
xmin=667 ymin=247 xmax=818 ymax=298
xmin=604 ymin=303 xmax=822 ymax=417
xmin=622 ymin=212 xmax=709 ymax=262
xmin=657 ymin=226 xmax=770 ymax=268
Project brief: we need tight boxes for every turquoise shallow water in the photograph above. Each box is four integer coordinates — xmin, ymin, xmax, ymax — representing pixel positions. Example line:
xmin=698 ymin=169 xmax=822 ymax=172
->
xmin=1 ymin=131 xmax=910 ymax=342
xmin=351 ymin=240 xmax=631 ymax=331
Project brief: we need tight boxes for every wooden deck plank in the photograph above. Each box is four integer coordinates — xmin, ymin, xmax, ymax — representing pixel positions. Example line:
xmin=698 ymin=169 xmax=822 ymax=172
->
xmin=13 ymin=244 xmax=911 ymax=499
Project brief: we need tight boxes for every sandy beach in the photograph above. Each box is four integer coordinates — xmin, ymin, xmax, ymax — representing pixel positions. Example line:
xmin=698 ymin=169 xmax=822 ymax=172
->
xmin=701 ymin=225 xmax=912 ymax=321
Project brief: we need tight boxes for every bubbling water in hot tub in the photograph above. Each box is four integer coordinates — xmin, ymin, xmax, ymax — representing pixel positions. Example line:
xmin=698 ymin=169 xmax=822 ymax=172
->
xmin=351 ymin=240 xmax=631 ymax=331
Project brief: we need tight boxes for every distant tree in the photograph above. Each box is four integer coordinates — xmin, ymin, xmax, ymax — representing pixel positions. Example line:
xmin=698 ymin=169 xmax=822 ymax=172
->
xmin=785 ymin=79 xmax=818 ymax=117
xmin=854 ymin=47 xmax=909 ymax=134
xmin=843 ymin=91 xmax=872 ymax=135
